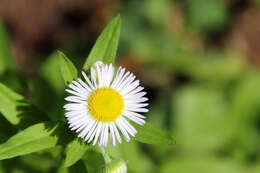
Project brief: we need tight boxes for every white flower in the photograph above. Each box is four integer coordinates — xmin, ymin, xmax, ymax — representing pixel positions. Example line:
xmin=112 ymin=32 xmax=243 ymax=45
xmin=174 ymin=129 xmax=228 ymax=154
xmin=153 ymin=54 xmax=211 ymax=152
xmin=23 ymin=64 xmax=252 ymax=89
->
xmin=64 ymin=61 xmax=148 ymax=146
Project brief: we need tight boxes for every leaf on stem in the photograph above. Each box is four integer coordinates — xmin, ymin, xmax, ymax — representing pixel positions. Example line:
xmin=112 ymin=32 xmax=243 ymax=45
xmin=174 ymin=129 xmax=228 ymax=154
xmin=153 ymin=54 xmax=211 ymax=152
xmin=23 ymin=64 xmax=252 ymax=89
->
xmin=133 ymin=123 xmax=175 ymax=146
xmin=0 ymin=122 xmax=59 ymax=160
xmin=58 ymin=51 xmax=78 ymax=85
xmin=0 ymin=82 xmax=48 ymax=126
xmin=83 ymin=15 xmax=121 ymax=71
xmin=64 ymin=138 xmax=89 ymax=167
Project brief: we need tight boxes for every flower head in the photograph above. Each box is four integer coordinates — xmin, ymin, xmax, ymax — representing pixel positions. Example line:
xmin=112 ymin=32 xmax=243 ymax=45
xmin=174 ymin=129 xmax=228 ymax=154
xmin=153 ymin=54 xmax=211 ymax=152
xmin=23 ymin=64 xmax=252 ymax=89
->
xmin=64 ymin=61 xmax=148 ymax=146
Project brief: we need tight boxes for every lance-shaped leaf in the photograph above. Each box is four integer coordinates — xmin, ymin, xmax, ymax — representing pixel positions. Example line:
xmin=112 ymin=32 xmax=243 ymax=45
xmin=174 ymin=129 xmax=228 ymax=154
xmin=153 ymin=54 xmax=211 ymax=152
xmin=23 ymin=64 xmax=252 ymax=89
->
xmin=83 ymin=15 xmax=121 ymax=71
xmin=133 ymin=123 xmax=175 ymax=146
xmin=58 ymin=51 xmax=78 ymax=85
xmin=40 ymin=52 xmax=64 ymax=94
xmin=0 ymin=83 xmax=23 ymax=124
xmin=64 ymin=138 xmax=89 ymax=167
xmin=0 ymin=21 xmax=15 ymax=75
xmin=0 ymin=83 xmax=48 ymax=127
xmin=0 ymin=122 xmax=59 ymax=160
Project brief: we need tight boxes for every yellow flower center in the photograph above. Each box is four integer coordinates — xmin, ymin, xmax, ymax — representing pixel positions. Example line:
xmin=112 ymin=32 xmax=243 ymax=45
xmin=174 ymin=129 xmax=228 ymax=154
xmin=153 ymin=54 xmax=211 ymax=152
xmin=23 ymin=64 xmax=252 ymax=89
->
xmin=88 ymin=88 xmax=124 ymax=122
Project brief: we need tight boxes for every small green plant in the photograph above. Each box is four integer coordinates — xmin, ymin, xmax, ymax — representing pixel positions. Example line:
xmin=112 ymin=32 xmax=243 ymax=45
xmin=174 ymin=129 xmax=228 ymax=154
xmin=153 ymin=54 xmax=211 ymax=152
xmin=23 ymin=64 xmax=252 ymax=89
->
xmin=0 ymin=15 xmax=174 ymax=172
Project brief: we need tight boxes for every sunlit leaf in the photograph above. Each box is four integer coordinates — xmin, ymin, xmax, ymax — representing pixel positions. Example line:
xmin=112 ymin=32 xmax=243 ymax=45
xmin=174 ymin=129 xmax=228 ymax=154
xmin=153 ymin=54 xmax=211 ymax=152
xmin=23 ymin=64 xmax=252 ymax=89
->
xmin=58 ymin=51 xmax=78 ymax=85
xmin=64 ymin=138 xmax=89 ymax=167
xmin=0 ymin=82 xmax=48 ymax=126
xmin=0 ymin=82 xmax=23 ymax=124
xmin=0 ymin=122 xmax=58 ymax=160
xmin=83 ymin=15 xmax=121 ymax=71
xmin=133 ymin=123 xmax=174 ymax=145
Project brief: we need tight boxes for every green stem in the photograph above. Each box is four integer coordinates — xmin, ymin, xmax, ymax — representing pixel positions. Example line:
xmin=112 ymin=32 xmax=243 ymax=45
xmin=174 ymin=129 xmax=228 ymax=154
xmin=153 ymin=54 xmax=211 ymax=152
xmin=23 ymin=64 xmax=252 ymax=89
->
xmin=100 ymin=147 xmax=112 ymax=164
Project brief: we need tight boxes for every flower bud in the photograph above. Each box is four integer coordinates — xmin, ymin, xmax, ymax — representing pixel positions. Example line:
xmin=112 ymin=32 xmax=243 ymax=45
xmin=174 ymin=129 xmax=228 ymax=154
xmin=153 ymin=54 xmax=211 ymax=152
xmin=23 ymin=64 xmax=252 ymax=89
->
xmin=103 ymin=159 xmax=127 ymax=173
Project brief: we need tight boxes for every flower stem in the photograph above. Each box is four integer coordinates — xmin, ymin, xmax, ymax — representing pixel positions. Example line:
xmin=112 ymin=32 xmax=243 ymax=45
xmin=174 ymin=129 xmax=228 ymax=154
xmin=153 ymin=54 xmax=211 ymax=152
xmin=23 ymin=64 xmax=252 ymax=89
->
xmin=100 ymin=147 xmax=112 ymax=164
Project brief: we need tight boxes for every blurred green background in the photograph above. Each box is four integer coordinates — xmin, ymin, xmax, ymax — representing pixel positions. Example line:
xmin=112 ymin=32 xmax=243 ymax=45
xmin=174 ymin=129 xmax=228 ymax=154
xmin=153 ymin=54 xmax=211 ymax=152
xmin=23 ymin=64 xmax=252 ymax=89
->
xmin=1 ymin=0 xmax=260 ymax=172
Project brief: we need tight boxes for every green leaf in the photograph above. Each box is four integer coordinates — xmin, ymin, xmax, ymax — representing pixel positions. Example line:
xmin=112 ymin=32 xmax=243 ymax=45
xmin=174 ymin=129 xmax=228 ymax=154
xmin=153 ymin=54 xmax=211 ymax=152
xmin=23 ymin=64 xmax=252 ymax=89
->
xmin=64 ymin=138 xmax=89 ymax=167
xmin=58 ymin=51 xmax=78 ymax=85
xmin=82 ymin=149 xmax=105 ymax=173
xmin=133 ymin=123 xmax=174 ymax=145
xmin=0 ymin=82 xmax=48 ymax=126
xmin=0 ymin=122 xmax=58 ymax=160
xmin=0 ymin=21 xmax=15 ymax=75
xmin=40 ymin=52 xmax=64 ymax=94
xmin=83 ymin=15 xmax=121 ymax=71
xmin=0 ymin=82 xmax=23 ymax=124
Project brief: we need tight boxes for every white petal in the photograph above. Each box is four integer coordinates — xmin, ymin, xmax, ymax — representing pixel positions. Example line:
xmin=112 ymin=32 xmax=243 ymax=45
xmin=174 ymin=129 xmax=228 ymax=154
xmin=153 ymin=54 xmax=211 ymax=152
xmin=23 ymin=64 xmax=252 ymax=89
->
xmin=125 ymin=107 xmax=149 ymax=113
xmin=116 ymin=119 xmax=130 ymax=142
xmin=120 ymin=117 xmax=137 ymax=136
xmin=109 ymin=123 xmax=116 ymax=146
xmin=99 ymin=123 xmax=109 ymax=146
xmin=116 ymin=73 xmax=135 ymax=91
xmin=104 ymin=64 xmax=114 ymax=87
xmin=67 ymin=113 xmax=85 ymax=122
xmin=98 ymin=123 xmax=105 ymax=146
xmin=112 ymin=69 xmax=128 ymax=89
xmin=65 ymin=96 xmax=86 ymax=103
xmin=81 ymin=71 xmax=95 ymax=90
xmin=112 ymin=123 xmax=122 ymax=144
xmin=68 ymin=83 xmax=86 ymax=95
xmin=65 ymin=89 xmax=86 ymax=99
xmin=84 ymin=121 xmax=98 ymax=141
xmin=78 ymin=119 xmax=96 ymax=137
xmin=65 ymin=110 xmax=86 ymax=118
xmin=78 ymin=78 xmax=92 ymax=92
xmin=125 ymin=97 xmax=148 ymax=104
xmin=111 ymin=67 xmax=125 ymax=88
xmin=76 ymin=118 xmax=93 ymax=133
xmin=124 ymin=86 xmax=144 ymax=97
xmin=104 ymin=124 xmax=109 ymax=146
xmin=86 ymin=121 xmax=99 ymax=142
xmin=126 ymin=103 xmax=149 ymax=109
xmin=124 ymin=91 xmax=146 ymax=100
xmin=72 ymin=80 xmax=88 ymax=94
xmin=115 ymin=71 xmax=131 ymax=89
xmin=120 ymin=80 xmax=140 ymax=95
xmin=64 ymin=103 xmax=86 ymax=111
xmin=123 ymin=110 xmax=146 ymax=119
xmin=122 ymin=110 xmax=146 ymax=125
xmin=96 ymin=63 xmax=104 ymax=87
xmin=70 ymin=118 xmax=88 ymax=131
xmin=93 ymin=123 xmax=103 ymax=145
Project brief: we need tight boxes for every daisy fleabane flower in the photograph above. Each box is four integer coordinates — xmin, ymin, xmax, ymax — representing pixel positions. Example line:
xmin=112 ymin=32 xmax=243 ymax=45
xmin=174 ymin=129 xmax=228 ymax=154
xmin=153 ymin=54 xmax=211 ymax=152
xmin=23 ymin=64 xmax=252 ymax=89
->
xmin=64 ymin=61 xmax=148 ymax=147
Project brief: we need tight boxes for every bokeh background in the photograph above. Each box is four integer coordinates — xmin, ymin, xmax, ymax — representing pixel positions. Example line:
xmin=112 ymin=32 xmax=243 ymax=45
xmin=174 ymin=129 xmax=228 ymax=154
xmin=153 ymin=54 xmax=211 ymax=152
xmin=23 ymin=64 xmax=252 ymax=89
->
xmin=1 ymin=0 xmax=260 ymax=172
